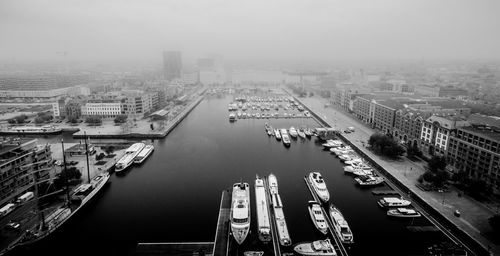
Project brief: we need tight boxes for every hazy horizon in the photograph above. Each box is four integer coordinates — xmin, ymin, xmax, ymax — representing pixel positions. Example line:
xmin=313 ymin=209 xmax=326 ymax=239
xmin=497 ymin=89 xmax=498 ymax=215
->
xmin=1 ymin=0 xmax=500 ymax=64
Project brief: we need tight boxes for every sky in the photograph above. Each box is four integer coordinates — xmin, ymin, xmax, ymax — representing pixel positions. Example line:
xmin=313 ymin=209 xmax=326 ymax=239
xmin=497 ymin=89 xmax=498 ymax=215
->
xmin=0 ymin=0 xmax=499 ymax=63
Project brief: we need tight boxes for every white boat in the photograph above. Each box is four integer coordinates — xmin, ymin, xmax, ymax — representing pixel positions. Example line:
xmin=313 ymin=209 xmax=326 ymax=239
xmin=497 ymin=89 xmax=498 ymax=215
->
xmin=308 ymin=172 xmax=330 ymax=203
xmin=243 ymin=251 xmax=264 ymax=256
xmin=268 ymin=174 xmax=291 ymax=246
xmin=267 ymin=129 xmax=273 ymax=136
xmin=344 ymin=158 xmax=363 ymax=165
xmin=329 ymin=204 xmax=354 ymax=244
xmin=134 ymin=144 xmax=154 ymax=164
xmin=338 ymin=154 xmax=353 ymax=162
xmin=229 ymin=113 xmax=237 ymax=121
xmin=237 ymin=112 xmax=242 ymax=118
xmin=378 ymin=197 xmax=412 ymax=208
xmin=308 ymin=201 xmax=328 ymax=234
xmin=293 ymin=239 xmax=336 ymax=256
xmin=115 ymin=143 xmax=145 ymax=172
xmin=268 ymin=173 xmax=278 ymax=195
xmin=281 ymin=129 xmax=291 ymax=146
xmin=256 ymin=113 xmax=261 ymax=119
xmin=387 ymin=208 xmax=421 ymax=218
xmin=354 ymin=175 xmax=384 ymax=186
xmin=330 ymin=146 xmax=351 ymax=154
xmin=255 ymin=176 xmax=271 ymax=243
xmin=275 ymin=129 xmax=282 ymax=140
xmin=3 ymin=125 xmax=62 ymax=135
xmin=289 ymin=127 xmax=298 ymax=138
xmin=304 ymin=128 xmax=313 ymax=137
xmin=350 ymin=162 xmax=372 ymax=170
xmin=242 ymin=113 xmax=247 ymax=119
xmin=352 ymin=169 xmax=374 ymax=177
xmin=323 ymin=140 xmax=343 ymax=149
xmin=298 ymin=129 xmax=306 ymax=139
xmin=231 ymin=182 xmax=251 ymax=245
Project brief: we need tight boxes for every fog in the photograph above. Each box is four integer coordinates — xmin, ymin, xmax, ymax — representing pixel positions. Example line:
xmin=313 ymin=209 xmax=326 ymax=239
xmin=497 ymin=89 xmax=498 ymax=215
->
xmin=1 ymin=0 xmax=499 ymax=63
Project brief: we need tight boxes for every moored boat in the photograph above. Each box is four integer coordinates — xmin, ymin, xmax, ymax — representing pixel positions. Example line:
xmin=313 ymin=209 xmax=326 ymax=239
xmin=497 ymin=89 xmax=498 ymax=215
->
xmin=275 ymin=129 xmax=281 ymax=140
xmin=378 ymin=197 xmax=412 ymax=208
xmin=293 ymin=239 xmax=336 ymax=256
xmin=255 ymin=176 xmax=271 ymax=243
xmin=268 ymin=174 xmax=291 ymax=246
xmin=329 ymin=204 xmax=354 ymax=244
xmin=354 ymin=175 xmax=384 ymax=186
xmin=308 ymin=172 xmax=330 ymax=203
xmin=134 ymin=144 xmax=154 ymax=164
xmin=231 ymin=182 xmax=251 ymax=245
xmin=298 ymin=129 xmax=306 ymax=139
xmin=281 ymin=129 xmax=291 ymax=147
xmin=229 ymin=113 xmax=237 ymax=122
xmin=307 ymin=201 xmax=328 ymax=234
xmin=387 ymin=208 xmax=421 ymax=218
xmin=289 ymin=127 xmax=298 ymax=138
xmin=115 ymin=143 xmax=145 ymax=172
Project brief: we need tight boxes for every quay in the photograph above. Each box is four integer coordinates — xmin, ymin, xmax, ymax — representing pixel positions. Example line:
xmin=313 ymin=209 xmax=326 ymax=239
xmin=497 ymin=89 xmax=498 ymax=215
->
xmin=303 ymin=177 xmax=349 ymax=256
xmin=288 ymin=90 xmax=489 ymax=256
xmin=371 ymin=190 xmax=400 ymax=195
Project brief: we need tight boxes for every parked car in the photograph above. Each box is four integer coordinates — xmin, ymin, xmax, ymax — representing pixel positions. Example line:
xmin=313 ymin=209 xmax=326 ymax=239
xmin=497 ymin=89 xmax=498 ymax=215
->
xmin=5 ymin=221 xmax=20 ymax=230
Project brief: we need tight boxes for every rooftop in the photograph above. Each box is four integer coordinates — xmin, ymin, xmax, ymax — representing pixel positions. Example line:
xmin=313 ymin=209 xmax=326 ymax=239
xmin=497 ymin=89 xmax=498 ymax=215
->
xmin=0 ymin=138 xmax=37 ymax=163
xmin=458 ymin=126 xmax=500 ymax=142
xmin=468 ymin=114 xmax=500 ymax=127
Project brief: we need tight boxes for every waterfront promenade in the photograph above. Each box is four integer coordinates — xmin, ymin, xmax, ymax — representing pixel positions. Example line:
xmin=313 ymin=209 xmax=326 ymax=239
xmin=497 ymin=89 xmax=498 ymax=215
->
xmin=294 ymin=94 xmax=499 ymax=255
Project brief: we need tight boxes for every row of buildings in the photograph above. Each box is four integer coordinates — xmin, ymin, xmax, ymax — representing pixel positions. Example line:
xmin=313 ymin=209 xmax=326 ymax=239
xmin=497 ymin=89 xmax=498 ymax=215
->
xmin=331 ymin=85 xmax=500 ymax=194
xmin=0 ymin=74 xmax=92 ymax=98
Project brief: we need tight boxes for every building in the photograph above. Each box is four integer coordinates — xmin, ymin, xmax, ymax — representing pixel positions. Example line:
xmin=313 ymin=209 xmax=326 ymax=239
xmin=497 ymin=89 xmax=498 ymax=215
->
xmin=52 ymin=98 xmax=68 ymax=118
xmin=439 ymin=86 xmax=468 ymax=98
xmin=82 ymin=99 xmax=123 ymax=118
xmin=163 ymin=51 xmax=182 ymax=81
xmin=121 ymin=90 xmax=154 ymax=118
xmin=420 ymin=115 xmax=469 ymax=157
xmin=352 ymin=94 xmax=376 ymax=124
xmin=0 ymin=138 xmax=52 ymax=206
xmin=65 ymin=101 xmax=83 ymax=119
xmin=447 ymin=115 xmax=500 ymax=194
xmin=0 ymin=75 xmax=91 ymax=98
xmin=415 ymin=84 xmax=440 ymax=97
xmin=371 ymin=100 xmax=408 ymax=134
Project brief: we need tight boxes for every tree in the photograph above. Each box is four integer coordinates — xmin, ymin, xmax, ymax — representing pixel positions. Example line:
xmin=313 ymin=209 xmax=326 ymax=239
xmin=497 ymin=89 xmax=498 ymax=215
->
xmin=406 ymin=143 xmax=422 ymax=158
xmin=104 ymin=145 xmax=115 ymax=155
xmin=85 ymin=116 xmax=102 ymax=126
xmin=428 ymin=156 xmax=447 ymax=172
xmin=69 ymin=117 xmax=78 ymax=124
xmin=12 ymin=114 xmax=28 ymax=124
xmin=368 ymin=133 xmax=405 ymax=158
xmin=114 ymin=115 xmax=127 ymax=124
xmin=489 ymin=215 xmax=500 ymax=233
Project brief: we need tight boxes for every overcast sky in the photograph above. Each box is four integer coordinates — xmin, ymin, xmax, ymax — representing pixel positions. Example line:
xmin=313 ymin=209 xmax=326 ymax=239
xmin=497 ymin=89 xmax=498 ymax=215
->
xmin=0 ymin=0 xmax=499 ymax=63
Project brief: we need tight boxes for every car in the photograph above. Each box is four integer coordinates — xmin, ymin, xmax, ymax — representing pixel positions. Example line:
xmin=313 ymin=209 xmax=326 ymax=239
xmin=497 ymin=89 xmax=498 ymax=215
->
xmin=454 ymin=210 xmax=461 ymax=217
xmin=5 ymin=221 xmax=20 ymax=230
xmin=68 ymin=161 xmax=79 ymax=165
xmin=54 ymin=160 xmax=62 ymax=166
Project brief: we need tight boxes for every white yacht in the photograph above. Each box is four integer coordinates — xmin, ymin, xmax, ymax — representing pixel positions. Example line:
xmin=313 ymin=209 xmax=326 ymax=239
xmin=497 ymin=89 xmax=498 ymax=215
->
xmin=231 ymin=182 xmax=251 ymax=245
xmin=323 ymin=140 xmax=343 ymax=149
xmin=281 ymin=129 xmax=291 ymax=146
xmin=378 ymin=197 xmax=412 ymax=208
xmin=308 ymin=172 xmax=330 ymax=203
xmin=268 ymin=174 xmax=291 ymax=246
xmin=330 ymin=146 xmax=351 ymax=154
xmin=289 ymin=127 xmax=298 ymax=138
xmin=293 ymin=239 xmax=336 ymax=256
xmin=387 ymin=208 xmax=421 ymax=218
xmin=308 ymin=201 xmax=328 ymax=234
xmin=329 ymin=204 xmax=354 ymax=244
xmin=268 ymin=173 xmax=278 ymax=195
xmin=298 ymin=129 xmax=306 ymax=139
xmin=255 ymin=176 xmax=271 ymax=243
xmin=275 ymin=129 xmax=282 ymax=140
xmin=354 ymin=175 xmax=384 ymax=186
xmin=134 ymin=144 xmax=154 ymax=164
xmin=229 ymin=113 xmax=236 ymax=122
xmin=115 ymin=143 xmax=145 ymax=172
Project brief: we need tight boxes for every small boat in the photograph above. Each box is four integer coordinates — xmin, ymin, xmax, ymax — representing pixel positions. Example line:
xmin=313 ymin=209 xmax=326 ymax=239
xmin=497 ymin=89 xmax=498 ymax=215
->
xmin=343 ymin=166 xmax=372 ymax=175
xmin=330 ymin=145 xmax=350 ymax=153
xmin=275 ymin=129 xmax=282 ymax=140
xmin=344 ymin=158 xmax=363 ymax=165
xmin=256 ymin=113 xmax=261 ymax=119
xmin=338 ymin=154 xmax=353 ymax=162
xmin=378 ymin=197 xmax=411 ymax=208
xmin=134 ymin=144 xmax=154 ymax=164
xmin=304 ymin=128 xmax=313 ymax=138
xmin=115 ymin=143 xmax=145 ymax=172
xmin=304 ymin=111 xmax=311 ymax=117
xmin=354 ymin=175 xmax=384 ymax=186
xmin=281 ymin=129 xmax=291 ymax=147
xmin=231 ymin=182 xmax=251 ymax=244
xmin=293 ymin=239 xmax=336 ymax=256
xmin=267 ymin=129 xmax=273 ymax=136
xmin=242 ymin=113 xmax=247 ymax=119
xmin=308 ymin=201 xmax=328 ymax=234
xmin=255 ymin=176 xmax=272 ymax=243
xmin=289 ymin=127 xmax=298 ymax=138
xmin=229 ymin=113 xmax=236 ymax=122
xmin=387 ymin=208 xmax=421 ymax=218
xmin=244 ymin=252 xmax=264 ymax=256
xmin=329 ymin=204 xmax=354 ymax=244
xmin=268 ymin=173 xmax=278 ymax=195
xmin=323 ymin=140 xmax=343 ymax=149
xmin=298 ymin=129 xmax=306 ymax=139
xmin=237 ymin=112 xmax=242 ymax=118
xmin=350 ymin=162 xmax=372 ymax=170
xmin=308 ymin=172 xmax=330 ymax=203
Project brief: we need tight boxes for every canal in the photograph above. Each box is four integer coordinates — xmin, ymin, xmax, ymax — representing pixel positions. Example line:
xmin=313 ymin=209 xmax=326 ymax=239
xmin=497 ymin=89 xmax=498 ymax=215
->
xmin=9 ymin=95 xmax=451 ymax=256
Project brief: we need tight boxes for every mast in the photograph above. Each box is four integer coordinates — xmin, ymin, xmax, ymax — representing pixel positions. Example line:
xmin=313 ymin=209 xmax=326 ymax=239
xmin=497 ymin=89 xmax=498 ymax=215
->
xmin=84 ymin=131 xmax=91 ymax=183
xmin=61 ymin=139 xmax=71 ymax=206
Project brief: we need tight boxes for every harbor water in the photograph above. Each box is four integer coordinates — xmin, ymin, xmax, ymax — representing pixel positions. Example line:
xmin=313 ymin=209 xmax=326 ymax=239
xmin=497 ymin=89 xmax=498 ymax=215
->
xmin=9 ymin=95 xmax=451 ymax=256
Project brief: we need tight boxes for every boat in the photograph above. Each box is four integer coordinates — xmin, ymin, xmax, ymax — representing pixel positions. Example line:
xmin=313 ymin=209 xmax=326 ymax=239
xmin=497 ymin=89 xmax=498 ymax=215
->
xmin=237 ymin=112 xmax=242 ymax=119
xmin=344 ymin=158 xmax=363 ymax=165
xmin=244 ymin=252 xmax=264 ymax=256
xmin=134 ymin=144 xmax=154 ymax=164
xmin=293 ymin=239 xmax=336 ymax=256
xmin=265 ymin=123 xmax=270 ymax=130
xmin=307 ymin=201 xmax=328 ymax=234
xmin=242 ymin=113 xmax=247 ymax=119
xmin=298 ymin=129 xmax=306 ymax=139
xmin=338 ymin=154 xmax=353 ymax=162
xmin=330 ymin=145 xmax=350 ymax=153
xmin=1 ymin=125 xmax=62 ymax=135
xmin=308 ymin=172 xmax=330 ymax=203
xmin=267 ymin=129 xmax=273 ymax=136
xmin=231 ymin=182 xmax=251 ymax=245
xmin=115 ymin=143 xmax=145 ymax=172
xmin=304 ymin=111 xmax=311 ymax=118
xmin=275 ymin=129 xmax=282 ymax=140
xmin=387 ymin=208 xmax=421 ymax=218
xmin=378 ymin=197 xmax=412 ymax=208
xmin=304 ymin=128 xmax=313 ymax=137
xmin=352 ymin=169 xmax=374 ymax=177
xmin=255 ymin=176 xmax=272 ymax=243
xmin=289 ymin=127 xmax=298 ymax=138
xmin=329 ymin=204 xmax=354 ymax=244
xmin=281 ymin=129 xmax=291 ymax=147
xmin=268 ymin=174 xmax=291 ymax=246
xmin=334 ymin=150 xmax=354 ymax=157
xmin=323 ymin=140 xmax=343 ymax=149
xmin=229 ymin=113 xmax=237 ymax=121
xmin=349 ymin=162 xmax=372 ymax=170
xmin=256 ymin=113 xmax=261 ymax=119
xmin=5 ymin=172 xmax=111 ymax=253
xmin=354 ymin=175 xmax=384 ymax=186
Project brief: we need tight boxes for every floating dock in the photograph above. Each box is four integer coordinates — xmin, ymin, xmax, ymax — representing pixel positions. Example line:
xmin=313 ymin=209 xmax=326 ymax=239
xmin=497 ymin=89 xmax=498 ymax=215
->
xmin=371 ymin=190 xmax=400 ymax=195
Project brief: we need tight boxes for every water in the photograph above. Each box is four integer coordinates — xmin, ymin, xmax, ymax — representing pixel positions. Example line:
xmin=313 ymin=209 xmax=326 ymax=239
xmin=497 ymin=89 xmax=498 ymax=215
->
xmin=9 ymin=95 xmax=449 ymax=256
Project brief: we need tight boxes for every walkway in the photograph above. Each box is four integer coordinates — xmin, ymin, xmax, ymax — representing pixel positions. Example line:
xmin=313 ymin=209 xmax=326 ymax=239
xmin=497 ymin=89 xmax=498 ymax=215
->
xmin=294 ymin=93 xmax=499 ymax=255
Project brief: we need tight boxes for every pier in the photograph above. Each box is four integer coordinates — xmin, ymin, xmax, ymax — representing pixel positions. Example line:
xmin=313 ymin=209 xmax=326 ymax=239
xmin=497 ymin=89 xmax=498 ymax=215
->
xmin=213 ymin=189 xmax=232 ymax=256
xmin=303 ymin=177 xmax=349 ymax=256
xmin=371 ymin=190 xmax=400 ymax=196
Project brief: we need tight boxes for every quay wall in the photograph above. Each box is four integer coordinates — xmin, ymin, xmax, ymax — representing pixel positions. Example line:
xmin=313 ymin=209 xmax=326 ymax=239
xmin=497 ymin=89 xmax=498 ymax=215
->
xmin=287 ymin=90 xmax=490 ymax=256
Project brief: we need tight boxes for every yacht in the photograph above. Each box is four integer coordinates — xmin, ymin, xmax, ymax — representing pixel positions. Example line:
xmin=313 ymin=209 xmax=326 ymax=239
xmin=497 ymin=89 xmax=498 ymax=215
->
xmin=387 ymin=208 xmax=421 ymax=218
xmin=354 ymin=175 xmax=384 ymax=186
xmin=323 ymin=140 xmax=343 ymax=149
xmin=304 ymin=128 xmax=313 ymax=138
xmin=134 ymin=144 xmax=154 ymax=164
xmin=289 ymin=127 xmax=298 ymax=138
xmin=329 ymin=204 xmax=354 ymax=244
xmin=268 ymin=174 xmax=291 ymax=246
xmin=378 ymin=197 xmax=412 ymax=208
xmin=275 ymin=129 xmax=282 ymax=140
xmin=229 ymin=113 xmax=237 ymax=122
xmin=334 ymin=150 xmax=354 ymax=157
xmin=338 ymin=154 xmax=353 ymax=162
xmin=308 ymin=172 xmax=330 ymax=203
xmin=237 ymin=112 xmax=242 ymax=119
xmin=268 ymin=173 xmax=278 ymax=195
xmin=255 ymin=176 xmax=272 ymax=243
xmin=330 ymin=146 xmax=351 ymax=154
xmin=256 ymin=113 xmax=261 ymax=119
xmin=308 ymin=201 xmax=328 ymax=234
xmin=231 ymin=182 xmax=251 ymax=245
xmin=281 ymin=129 xmax=291 ymax=147
xmin=115 ymin=143 xmax=145 ymax=172
xmin=293 ymin=239 xmax=336 ymax=256
xmin=344 ymin=158 xmax=363 ymax=165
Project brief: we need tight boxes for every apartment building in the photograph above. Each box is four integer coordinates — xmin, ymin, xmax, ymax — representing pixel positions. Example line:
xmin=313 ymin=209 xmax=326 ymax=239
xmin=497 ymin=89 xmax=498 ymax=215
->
xmin=420 ymin=115 xmax=469 ymax=157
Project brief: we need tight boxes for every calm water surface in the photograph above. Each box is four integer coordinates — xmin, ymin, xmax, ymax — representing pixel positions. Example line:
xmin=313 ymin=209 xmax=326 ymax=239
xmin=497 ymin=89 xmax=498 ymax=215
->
xmin=11 ymin=96 xmax=449 ymax=256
